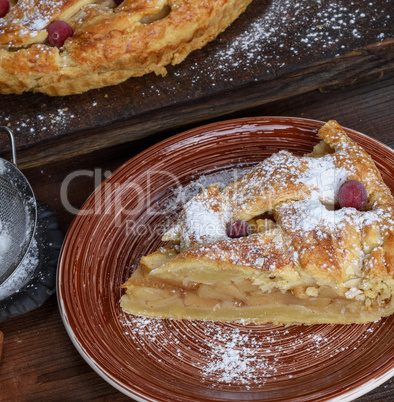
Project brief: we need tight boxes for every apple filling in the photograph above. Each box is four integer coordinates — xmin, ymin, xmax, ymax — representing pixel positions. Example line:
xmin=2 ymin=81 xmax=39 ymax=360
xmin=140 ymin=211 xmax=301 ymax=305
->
xmin=121 ymin=247 xmax=394 ymax=325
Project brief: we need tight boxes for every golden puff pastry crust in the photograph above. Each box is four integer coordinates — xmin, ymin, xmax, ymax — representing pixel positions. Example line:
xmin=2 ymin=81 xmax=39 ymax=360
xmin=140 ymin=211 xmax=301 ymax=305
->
xmin=121 ymin=121 xmax=394 ymax=325
xmin=0 ymin=0 xmax=252 ymax=96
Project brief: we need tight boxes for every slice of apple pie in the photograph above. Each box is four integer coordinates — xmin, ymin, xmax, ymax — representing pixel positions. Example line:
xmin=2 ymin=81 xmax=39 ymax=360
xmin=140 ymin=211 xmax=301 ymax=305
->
xmin=120 ymin=120 xmax=394 ymax=325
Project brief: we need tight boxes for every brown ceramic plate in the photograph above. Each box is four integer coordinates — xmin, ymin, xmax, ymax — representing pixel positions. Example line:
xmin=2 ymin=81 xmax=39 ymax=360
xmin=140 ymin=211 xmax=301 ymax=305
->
xmin=57 ymin=117 xmax=394 ymax=401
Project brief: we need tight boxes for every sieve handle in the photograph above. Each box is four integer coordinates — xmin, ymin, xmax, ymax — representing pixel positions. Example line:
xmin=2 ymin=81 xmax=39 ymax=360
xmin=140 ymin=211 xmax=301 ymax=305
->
xmin=0 ymin=126 xmax=17 ymax=166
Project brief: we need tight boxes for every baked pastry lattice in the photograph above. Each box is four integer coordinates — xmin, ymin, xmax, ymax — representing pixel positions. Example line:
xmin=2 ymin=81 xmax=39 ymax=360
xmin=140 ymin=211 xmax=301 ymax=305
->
xmin=0 ymin=0 xmax=252 ymax=95
xmin=121 ymin=121 xmax=394 ymax=325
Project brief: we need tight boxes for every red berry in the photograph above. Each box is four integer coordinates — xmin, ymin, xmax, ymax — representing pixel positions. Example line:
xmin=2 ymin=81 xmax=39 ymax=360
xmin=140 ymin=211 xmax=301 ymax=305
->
xmin=337 ymin=180 xmax=367 ymax=210
xmin=227 ymin=220 xmax=251 ymax=238
xmin=47 ymin=21 xmax=73 ymax=47
xmin=0 ymin=0 xmax=10 ymax=18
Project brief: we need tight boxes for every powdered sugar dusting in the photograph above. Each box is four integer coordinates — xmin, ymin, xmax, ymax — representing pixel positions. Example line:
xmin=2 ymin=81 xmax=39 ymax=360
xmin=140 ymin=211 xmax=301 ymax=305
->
xmin=163 ymin=164 xmax=252 ymax=214
xmin=296 ymin=156 xmax=349 ymax=203
xmin=165 ymin=148 xmax=353 ymax=249
xmin=163 ymin=128 xmax=394 ymax=272
xmin=279 ymin=200 xmax=391 ymax=235
xmin=5 ymin=0 xmax=65 ymax=31
xmin=0 ymin=159 xmax=5 ymax=175
xmin=0 ymin=222 xmax=11 ymax=266
xmin=182 ymin=195 xmax=229 ymax=247
xmin=162 ymin=165 xmax=252 ymax=247
xmin=177 ymin=0 xmax=392 ymax=84
xmin=1 ymin=108 xmax=76 ymax=138
xmin=0 ymin=158 xmax=37 ymax=288
xmin=0 ymin=237 xmax=39 ymax=300
xmin=188 ymin=232 xmax=294 ymax=273
xmin=119 ymin=314 xmax=386 ymax=387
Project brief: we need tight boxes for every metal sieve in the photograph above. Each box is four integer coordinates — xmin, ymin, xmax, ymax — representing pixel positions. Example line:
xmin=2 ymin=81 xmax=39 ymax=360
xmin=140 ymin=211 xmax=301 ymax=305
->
xmin=0 ymin=127 xmax=37 ymax=285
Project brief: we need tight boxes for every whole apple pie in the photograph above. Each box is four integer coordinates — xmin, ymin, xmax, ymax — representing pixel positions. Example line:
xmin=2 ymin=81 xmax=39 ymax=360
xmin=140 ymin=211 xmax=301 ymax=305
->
xmin=0 ymin=0 xmax=252 ymax=95
xmin=121 ymin=121 xmax=394 ymax=325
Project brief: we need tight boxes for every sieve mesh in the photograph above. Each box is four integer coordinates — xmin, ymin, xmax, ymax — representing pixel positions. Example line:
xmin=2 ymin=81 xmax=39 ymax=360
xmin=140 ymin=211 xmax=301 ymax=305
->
xmin=0 ymin=160 xmax=36 ymax=285
xmin=0 ymin=176 xmax=29 ymax=268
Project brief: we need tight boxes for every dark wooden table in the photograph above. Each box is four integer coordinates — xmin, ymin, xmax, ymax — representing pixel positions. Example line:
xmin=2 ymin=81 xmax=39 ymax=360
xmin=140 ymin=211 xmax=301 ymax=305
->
xmin=0 ymin=68 xmax=393 ymax=400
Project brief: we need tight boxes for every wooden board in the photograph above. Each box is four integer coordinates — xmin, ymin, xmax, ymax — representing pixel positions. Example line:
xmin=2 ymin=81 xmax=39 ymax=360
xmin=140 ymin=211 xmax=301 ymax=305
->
xmin=0 ymin=0 xmax=392 ymax=169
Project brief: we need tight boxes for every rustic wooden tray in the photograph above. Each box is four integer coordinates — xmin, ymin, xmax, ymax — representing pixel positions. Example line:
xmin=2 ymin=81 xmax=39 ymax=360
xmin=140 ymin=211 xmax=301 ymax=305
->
xmin=0 ymin=0 xmax=392 ymax=169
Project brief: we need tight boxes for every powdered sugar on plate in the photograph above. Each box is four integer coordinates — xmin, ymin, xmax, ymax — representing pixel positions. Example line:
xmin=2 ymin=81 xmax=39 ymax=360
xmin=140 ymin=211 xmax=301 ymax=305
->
xmin=119 ymin=314 xmax=385 ymax=387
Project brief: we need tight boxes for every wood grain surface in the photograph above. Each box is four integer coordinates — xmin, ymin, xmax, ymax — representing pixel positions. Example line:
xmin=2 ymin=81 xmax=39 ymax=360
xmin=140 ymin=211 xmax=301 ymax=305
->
xmin=0 ymin=70 xmax=393 ymax=400
xmin=0 ymin=0 xmax=392 ymax=169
